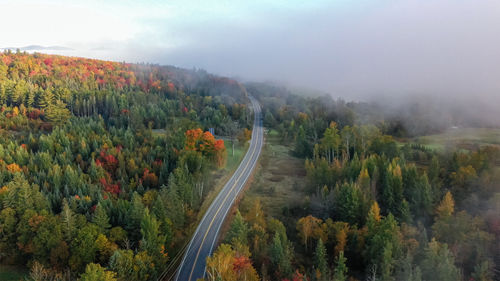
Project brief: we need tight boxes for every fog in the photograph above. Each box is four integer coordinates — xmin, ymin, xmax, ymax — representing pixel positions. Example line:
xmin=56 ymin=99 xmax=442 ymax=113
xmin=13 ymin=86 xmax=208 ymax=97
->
xmin=151 ymin=0 xmax=500 ymax=104
xmin=4 ymin=0 xmax=500 ymax=115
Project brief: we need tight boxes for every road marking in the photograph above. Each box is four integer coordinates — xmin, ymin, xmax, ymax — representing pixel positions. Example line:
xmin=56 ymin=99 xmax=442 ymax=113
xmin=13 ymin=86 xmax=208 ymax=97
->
xmin=204 ymin=119 xmax=262 ymax=278
xmin=187 ymin=125 xmax=259 ymax=280
xmin=175 ymin=105 xmax=260 ymax=281
xmin=186 ymin=103 xmax=261 ymax=281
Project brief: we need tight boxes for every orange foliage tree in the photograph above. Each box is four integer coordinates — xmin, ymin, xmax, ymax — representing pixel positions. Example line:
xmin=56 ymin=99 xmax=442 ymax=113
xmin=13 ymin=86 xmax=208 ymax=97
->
xmin=185 ymin=128 xmax=226 ymax=168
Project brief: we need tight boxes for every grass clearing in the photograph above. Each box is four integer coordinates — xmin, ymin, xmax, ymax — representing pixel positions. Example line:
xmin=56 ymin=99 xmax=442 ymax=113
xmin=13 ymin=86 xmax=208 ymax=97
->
xmin=241 ymin=130 xmax=307 ymax=219
xmin=0 ymin=265 xmax=27 ymax=281
xmin=405 ymin=127 xmax=500 ymax=152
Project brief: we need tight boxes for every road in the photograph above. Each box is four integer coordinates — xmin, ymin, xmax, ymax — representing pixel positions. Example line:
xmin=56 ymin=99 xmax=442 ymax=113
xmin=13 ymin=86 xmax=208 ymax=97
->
xmin=174 ymin=96 xmax=263 ymax=281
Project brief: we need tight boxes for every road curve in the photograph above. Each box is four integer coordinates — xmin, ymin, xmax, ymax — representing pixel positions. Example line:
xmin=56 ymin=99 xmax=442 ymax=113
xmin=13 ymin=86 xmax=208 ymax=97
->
xmin=174 ymin=96 xmax=263 ymax=281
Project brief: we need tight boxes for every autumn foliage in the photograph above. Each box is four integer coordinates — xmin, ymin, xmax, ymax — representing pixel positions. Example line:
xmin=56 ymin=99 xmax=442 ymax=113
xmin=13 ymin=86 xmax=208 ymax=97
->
xmin=185 ymin=128 xmax=226 ymax=168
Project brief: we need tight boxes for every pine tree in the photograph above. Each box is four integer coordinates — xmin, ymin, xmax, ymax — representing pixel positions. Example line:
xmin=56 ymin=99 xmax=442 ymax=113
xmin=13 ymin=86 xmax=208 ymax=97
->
xmin=45 ymin=100 xmax=71 ymax=125
xmin=38 ymin=87 xmax=54 ymax=109
xmin=61 ymin=198 xmax=75 ymax=241
xmin=269 ymin=232 xmax=292 ymax=278
xmin=314 ymin=238 xmax=328 ymax=280
xmin=399 ymin=199 xmax=412 ymax=224
xmin=333 ymin=251 xmax=348 ymax=281
xmin=140 ymin=208 xmax=166 ymax=264
xmin=225 ymin=210 xmax=249 ymax=245
xmin=93 ymin=203 xmax=111 ymax=233
xmin=420 ymin=239 xmax=461 ymax=281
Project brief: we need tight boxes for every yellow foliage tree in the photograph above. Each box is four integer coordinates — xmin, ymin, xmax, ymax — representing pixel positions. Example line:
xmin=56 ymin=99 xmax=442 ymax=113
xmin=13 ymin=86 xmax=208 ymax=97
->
xmin=205 ymin=244 xmax=259 ymax=281
xmin=296 ymin=215 xmax=325 ymax=251
xmin=436 ymin=192 xmax=454 ymax=218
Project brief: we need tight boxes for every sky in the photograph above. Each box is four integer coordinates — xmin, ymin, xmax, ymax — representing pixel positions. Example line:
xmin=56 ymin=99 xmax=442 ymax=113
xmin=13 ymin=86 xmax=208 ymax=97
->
xmin=2 ymin=0 xmax=500 ymax=103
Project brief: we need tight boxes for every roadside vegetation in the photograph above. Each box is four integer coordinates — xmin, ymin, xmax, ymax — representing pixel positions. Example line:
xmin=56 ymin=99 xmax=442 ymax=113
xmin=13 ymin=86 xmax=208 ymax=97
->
xmin=207 ymin=83 xmax=500 ymax=281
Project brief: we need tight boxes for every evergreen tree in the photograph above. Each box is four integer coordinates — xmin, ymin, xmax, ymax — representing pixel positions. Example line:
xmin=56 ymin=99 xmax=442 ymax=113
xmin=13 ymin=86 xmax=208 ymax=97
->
xmin=420 ymin=239 xmax=461 ymax=281
xmin=45 ymin=100 xmax=71 ymax=125
xmin=61 ymin=198 xmax=76 ymax=241
xmin=314 ymin=238 xmax=328 ymax=280
xmin=269 ymin=232 xmax=292 ymax=278
xmin=140 ymin=208 xmax=166 ymax=264
xmin=38 ymin=87 xmax=54 ymax=109
xmin=225 ymin=210 xmax=249 ymax=245
xmin=333 ymin=251 xmax=348 ymax=281
xmin=93 ymin=203 xmax=111 ymax=233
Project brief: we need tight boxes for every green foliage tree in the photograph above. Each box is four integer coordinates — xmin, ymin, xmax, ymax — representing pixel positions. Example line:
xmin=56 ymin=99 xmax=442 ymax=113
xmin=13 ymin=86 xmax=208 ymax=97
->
xmin=225 ymin=210 xmax=249 ymax=246
xmin=332 ymin=251 xmax=348 ymax=281
xmin=93 ymin=203 xmax=111 ymax=233
xmin=314 ymin=238 xmax=329 ymax=280
xmin=69 ymin=224 xmax=100 ymax=272
xmin=419 ymin=239 xmax=461 ymax=281
xmin=45 ymin=100 xmax=71 ymax=125
xmin=269 ymin=232 xmax=292 ymax=278
xmin=140 ymin=208 xmax=167 ymax=266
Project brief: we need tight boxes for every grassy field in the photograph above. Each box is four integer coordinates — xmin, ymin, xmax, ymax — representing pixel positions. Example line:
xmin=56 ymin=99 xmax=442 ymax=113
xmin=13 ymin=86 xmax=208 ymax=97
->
xmin=240 ymin=129 xmax=307 ymax=219
xmin=0 ymin=265 xmax=27 ymax=281
xmin=404 ymin=127 xmax=500 ymax=151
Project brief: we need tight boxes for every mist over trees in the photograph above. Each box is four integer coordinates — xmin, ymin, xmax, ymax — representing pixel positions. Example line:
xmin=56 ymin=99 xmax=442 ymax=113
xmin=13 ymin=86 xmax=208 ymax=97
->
xmin=203 ymin=83 xmax=500 ymax=281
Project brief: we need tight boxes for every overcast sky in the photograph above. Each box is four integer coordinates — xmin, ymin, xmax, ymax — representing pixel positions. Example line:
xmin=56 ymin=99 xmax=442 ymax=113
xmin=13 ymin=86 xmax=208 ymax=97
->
xmin=2 ymin=0 xmax=500 ymax=102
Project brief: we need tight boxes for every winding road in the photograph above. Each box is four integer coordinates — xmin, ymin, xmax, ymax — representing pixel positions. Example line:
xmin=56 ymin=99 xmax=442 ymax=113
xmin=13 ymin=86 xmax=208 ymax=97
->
xmin=174 ymin=96 xmax=263 ymax=281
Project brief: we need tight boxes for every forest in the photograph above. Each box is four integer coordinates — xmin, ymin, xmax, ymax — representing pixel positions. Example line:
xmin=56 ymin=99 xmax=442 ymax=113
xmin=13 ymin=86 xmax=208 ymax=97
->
xmin=0 ymin=51 xmax=499 ymax=281
xmin=0 ymin=50 xmax=252 ymax=280
xmin=203 ymin=83 xmax=500 ymax=281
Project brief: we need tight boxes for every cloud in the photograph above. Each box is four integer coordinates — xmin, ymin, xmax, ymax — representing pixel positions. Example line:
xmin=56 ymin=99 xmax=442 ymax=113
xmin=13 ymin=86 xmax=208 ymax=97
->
xmin=4 ymin=0 xmax=500 ymax=106
xmin=143 ymin=0 xmax=500 ymax=103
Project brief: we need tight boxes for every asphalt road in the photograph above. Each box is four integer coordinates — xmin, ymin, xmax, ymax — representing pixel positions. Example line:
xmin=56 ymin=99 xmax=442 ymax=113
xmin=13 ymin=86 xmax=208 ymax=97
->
xmin=174 ymin=96 xmax=263 ymax=281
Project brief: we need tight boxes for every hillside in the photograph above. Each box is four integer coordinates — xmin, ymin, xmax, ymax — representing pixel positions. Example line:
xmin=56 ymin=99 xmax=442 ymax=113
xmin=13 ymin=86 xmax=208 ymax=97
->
xmin=0 ymin=51 xmax=251 ymax=280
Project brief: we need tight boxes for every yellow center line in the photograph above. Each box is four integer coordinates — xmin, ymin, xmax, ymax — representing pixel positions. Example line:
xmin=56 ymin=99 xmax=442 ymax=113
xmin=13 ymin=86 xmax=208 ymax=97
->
xmin=187 ymin=117 xmax=261 ymax=281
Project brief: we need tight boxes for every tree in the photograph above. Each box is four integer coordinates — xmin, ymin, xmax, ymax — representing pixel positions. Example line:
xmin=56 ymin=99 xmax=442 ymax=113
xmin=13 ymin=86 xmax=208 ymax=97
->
xmin=364 ymin=213 xmax=402 ymax=280
xmin=225 ymin=210 xmax=249 ymax=246
xmin=69 ymin=224 xmax=99 ymax=272
xmin=381 ymin=162 xmax=405 ymax=219
xmin=296 ymin=215 xmax=324 ymax=251
xmin=244 ymin=198 xmax=266 ymax=229
xmin=419 ymin=239 xmax=461 ymax=281
xmin=333 ymin=251 xmax=348 ymax=281
xmin=314 ymin=238 xmax=328 ymax=280
xmin=318 ymin=122 xmax=340 ymax=162
xmin=95 ymin=234 xmax=118 ymax=264
xmin=109 ymin=250 xmax=134 ymax=280
xmin=341 ymin=125 xmax=353 ymax=160
xmin=33 ymin=215 xmax=64 ymax=265
xmin=140 ymin=208 xmax=167 ymax=264
xmin=269 ymin=232 xmax=292 ymax=278
xmin=471 ymin=260 xmax=494 ymax=281
xmin=45 ymin=100 xmax=71 ymax=125
xmin=38 ymin=87 xmax=54 ymax=109
xmin=205 ymin=243 xmax=258 ymax=281
xmin=222 ymin=120 xmax=239 ymax=157
xmin=333 ymin=182 xmax=365 ymax=225
xmin=93 ymin=203 xmax=111 ymax=233
xmin=435 ymin=191 xmax=454 ymax=218
xmin=79 ymin=263 xmax=117 ymax=281
xmin=0 ymin=207 xmax=17 ymax=260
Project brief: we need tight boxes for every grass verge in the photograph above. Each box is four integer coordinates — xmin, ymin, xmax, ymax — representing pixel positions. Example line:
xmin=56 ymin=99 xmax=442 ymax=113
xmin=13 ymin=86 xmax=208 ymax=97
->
xmin=0 ymin=265 xmax=28 ymax=281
